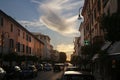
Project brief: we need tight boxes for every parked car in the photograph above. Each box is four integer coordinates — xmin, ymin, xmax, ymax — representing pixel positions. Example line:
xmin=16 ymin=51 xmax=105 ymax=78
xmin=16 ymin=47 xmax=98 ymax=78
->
xmin=53 ymin=64 xmax=61 ymax=72
xmin=66 ymin=66 xmax=80 ymax=71
xmin=20 ymin=65 xmax=38 ymax=78
xmin=43 ymin=63 xmax=52 ymax=71
xmin=58 ymin=71 xmax=95 ymax=80
xmin=0 ymin=67 xmax=6 ymax=80
xmin=53 ymin=63 xmax=65 ymax=72
xmin=4 ymin=66 xmax=22 ymax=79
xmin=35 ymin=64 xmax=43 ymax=71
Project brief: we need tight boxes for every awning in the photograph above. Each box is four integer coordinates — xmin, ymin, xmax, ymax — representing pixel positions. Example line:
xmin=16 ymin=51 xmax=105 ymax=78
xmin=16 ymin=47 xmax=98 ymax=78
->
xmin=101 ymin=41 xmax=111 ymax=50
xmin=107 ymin=41 xmax=120 ymax=54
xmin=92 ymin=54 xmax=99 ymax=61
xmin=108 ymin=53 xmax=120 ymax=56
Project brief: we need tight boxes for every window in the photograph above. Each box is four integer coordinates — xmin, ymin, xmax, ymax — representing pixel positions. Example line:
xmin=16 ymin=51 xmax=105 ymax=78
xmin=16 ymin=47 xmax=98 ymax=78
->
xmin=9 ymin=39 xmax=14 ymax=48
xmin=23 ymin=32 xmax=25 ymax=39
xmin=91 ymin=14 xmax=94 ymax=25
xmin=23 ymin=44 xmax=25 ymax=52
xmin=29 ymin=47 xmax=31 ymax=54
xmin=26 ymin=35 xmax=31 ymax=42
xmin=0 ymin=16 xmax=3 ymax=26
xmin=94 ymin=9 xmax=97 ymax=20
xmin=18 ymin=29 xmax=20 ymax=36
xmin=17 ymin=42 xmax=20 ymax=52
xmin=107 ymin=8 xmax=110 ymax=16
xmin=97 ymin=0 xmax=101 ymax=14
xmin=26 ymin=46 xmax=28 ymax=53
xmin=26 ymin=34 xmax=28 ymax=41
xmin=10 ymin=24 xmax=13 ymax=32
xmin=29 ymin=36 xmax=31 ymax=42
xmin=21 ymin=44 xmax=25 ymax=52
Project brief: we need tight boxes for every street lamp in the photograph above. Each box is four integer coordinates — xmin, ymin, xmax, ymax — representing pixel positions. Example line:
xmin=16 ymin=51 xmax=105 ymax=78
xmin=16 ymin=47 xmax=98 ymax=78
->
xmin=78 ymin=7 xmax=83 ymax=20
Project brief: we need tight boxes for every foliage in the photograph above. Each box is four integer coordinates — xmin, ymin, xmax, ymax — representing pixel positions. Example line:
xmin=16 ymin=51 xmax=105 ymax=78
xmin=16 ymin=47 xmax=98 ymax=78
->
xmin=50 ymin=53 xmax=58 ymax=62
xmin=25 ymin=55 xmax=38 ymax=62
xmin=81 ymin=45 xmax=92 ymax=55
xmin=98 ymin=50 xmax=107 ymax=57
xmin=80 ymin=40 xmax=103 ymax=64
xmin=59 ymin=52 xmax=67 ymax=63
xmin=100 ymin=13 xmax=120 ymax=42
xmin=70 ymin=55 xmax=81 ymax=65
xmin=92 ymin=40 xmax=104 ymax=54
xmin=3 ymin=52 xmax=18 ymax=61
xmin=2 ymin=52 xmax=38 ymax=62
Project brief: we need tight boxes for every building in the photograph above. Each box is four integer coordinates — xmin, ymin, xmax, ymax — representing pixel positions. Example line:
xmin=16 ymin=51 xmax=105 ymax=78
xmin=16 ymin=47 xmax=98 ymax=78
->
xmin=81 ymin=0 xmax=104 ymax=44
xmin=79 ymin=0 xmax=120 ymax=80
xmin=78 ymin=22 xmax=84 ymax=57
xmin=73 ymin=37 xmax=80 ymax=56
xmin=50 ymin=50 xmax=59 ymax=62
xmin=0 ymin=10 xmax=44 ymax=59
xmin=32 ymin=33 xmax=52 ymax=60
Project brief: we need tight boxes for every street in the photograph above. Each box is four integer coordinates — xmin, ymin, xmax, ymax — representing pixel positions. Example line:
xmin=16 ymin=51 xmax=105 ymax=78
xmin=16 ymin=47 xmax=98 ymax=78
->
xmin=25 ymin=70 xmax=64 ymax=80
xmin=0 ymin=0 xmax=120 ymax=80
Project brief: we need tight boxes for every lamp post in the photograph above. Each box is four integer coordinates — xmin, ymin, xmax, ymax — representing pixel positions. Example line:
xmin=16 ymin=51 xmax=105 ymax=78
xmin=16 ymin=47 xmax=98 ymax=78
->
xmin=78 ymin=7 xmax=83 ymax=20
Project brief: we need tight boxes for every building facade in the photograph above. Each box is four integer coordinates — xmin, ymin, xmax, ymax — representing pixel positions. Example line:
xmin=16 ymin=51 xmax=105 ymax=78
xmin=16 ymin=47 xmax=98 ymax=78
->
xmin=82 ymin=0 xmax=105 ymax=44
xmin=79 ymin=0 xmax=120 ymax=80
xmin=0 ymin=10 xmax=44 ymax=58
xmin=73 ymin=37 xmax=80 ymax=56
xmin=32 ymin=33 xmax=52 ymax=60
xmin=78 ymin=22 xmax=84 ymax=57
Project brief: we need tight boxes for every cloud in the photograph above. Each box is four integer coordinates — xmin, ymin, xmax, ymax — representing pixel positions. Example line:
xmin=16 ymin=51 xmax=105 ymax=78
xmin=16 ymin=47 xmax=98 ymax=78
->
xmin=36 ymin=0 xmax=84 ymax=36
xmin=56 ymin=43 xmax=74 ymax=54
xmin=56 ymin=43 xmax=75 ymax=61
xmin=20 ymin=0 xmax=84 ymax=36
xmin=18 ymin=18 xmax=46 ymax=30
xmin=40 ymin=9 xmax=79 ymax=36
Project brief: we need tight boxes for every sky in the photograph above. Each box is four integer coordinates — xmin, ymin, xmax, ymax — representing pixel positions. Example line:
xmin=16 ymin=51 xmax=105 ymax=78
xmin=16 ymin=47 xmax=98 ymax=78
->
xmin=0 ymin=0 xmax=84 ymax=60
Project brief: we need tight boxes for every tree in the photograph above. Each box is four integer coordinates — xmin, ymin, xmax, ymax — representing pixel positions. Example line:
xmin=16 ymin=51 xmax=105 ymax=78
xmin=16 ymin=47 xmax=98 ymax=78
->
xmin=3 ymin=52 xmax=18 ymax=61
xmin=80 ymin=40 xmax=103 ymax=65
xmin=70 ymin=55 xmax=82 ymax=66
xmin=70 ymin=55 xmax=76 ymax=64
xmin=81 ymin=45 xmax=93 ymax=57
xmin=59 ymin=52 xmax=67 ymax=63
xmin=50 ymin=52 xmax=59 ymax=62
xmin=100 ymin=13 xmax=120 ymax=42
xmin=92 ymin=40 xmax=104 ymax=54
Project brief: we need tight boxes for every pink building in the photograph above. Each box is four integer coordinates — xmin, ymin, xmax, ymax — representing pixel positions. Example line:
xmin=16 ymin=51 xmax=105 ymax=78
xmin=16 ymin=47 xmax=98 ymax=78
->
xmin=0 ymin=10 xmax=44 ymax=58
